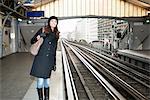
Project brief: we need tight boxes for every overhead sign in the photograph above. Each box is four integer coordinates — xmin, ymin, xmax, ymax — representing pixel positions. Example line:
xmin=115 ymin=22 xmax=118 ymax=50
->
xmin=26 ymin=11 xmax=44 ymax=17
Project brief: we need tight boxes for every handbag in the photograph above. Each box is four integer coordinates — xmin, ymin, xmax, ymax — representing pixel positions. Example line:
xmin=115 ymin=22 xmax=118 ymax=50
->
xmin=30 ymin=38 xmax=44 ymax=56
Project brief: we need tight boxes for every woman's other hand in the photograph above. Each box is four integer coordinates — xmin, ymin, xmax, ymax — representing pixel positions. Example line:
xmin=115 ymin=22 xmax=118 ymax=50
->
xmin=53 ymin=65 xmax=56 ymax=71
xmin=37 ymin=35 xmax=41 ymax=40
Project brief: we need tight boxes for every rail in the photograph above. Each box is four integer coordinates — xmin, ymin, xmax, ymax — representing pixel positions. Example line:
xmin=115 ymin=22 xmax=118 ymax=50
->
xmin=60 ymin=40 xmax=78 ymax=100
xmin=61 ymin=41 xmax=78 ymax=100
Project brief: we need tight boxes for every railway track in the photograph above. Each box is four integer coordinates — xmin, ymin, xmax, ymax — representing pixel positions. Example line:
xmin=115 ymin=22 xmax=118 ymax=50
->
xmin=66 ymin=41 xmax=150 ymax=100
xmin=90 ymin=47 xmax=150 ymax=77
xmin=61 ymin=40 xmax=150 ymax=100
xmin=62 ymin=40 xmax=126 ymax=100
xmin=64 ymin=44 xmax=116 ymax=100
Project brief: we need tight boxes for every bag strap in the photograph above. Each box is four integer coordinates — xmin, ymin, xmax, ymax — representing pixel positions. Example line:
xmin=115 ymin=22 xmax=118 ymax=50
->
xmin=42 ymin=27 xmax=45 ymax=33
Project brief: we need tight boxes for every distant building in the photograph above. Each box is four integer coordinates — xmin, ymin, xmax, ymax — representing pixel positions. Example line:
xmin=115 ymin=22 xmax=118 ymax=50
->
xmin=75 ymin=18 xmax=98 ymax=43
xmin=98 ymin=18 xmax=128 ymax=50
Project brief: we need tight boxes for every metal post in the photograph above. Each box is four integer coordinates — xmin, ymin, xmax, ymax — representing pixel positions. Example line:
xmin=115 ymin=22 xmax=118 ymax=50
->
xmin=0 ymin=23 xmax=2 ymax=58
xmin=112 ymin=20 xmax=116 ymax=51
xmin=1 ymin=13 xmax=10 ymax=58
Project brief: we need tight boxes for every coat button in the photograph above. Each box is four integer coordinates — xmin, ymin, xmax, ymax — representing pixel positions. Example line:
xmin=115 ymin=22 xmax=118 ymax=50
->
xmin=46 ymin=54 xmax=49 ymax=56
xmin=49 ymin=42 xmax=51 ymax=44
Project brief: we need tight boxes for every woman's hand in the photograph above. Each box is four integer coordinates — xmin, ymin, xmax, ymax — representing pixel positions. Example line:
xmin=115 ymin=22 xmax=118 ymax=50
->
xmin=37 ymin=35 xmax=41 ymax=40
xmin=53 ymin=65 xmax=56 ymax=71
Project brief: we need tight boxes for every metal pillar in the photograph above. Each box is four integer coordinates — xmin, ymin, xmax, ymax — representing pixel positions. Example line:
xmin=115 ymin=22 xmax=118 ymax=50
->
xmin=0 ymin=1 xmax=26 ymax=58
xmin=0 ymin=14 xmax=3 ymax=58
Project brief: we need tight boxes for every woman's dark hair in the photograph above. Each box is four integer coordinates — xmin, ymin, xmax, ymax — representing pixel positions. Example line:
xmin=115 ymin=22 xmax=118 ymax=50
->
xmin=44 ymin=16 xmax=59 ymax=38
xmin=48 ymin=16 xmax=58 ymax=26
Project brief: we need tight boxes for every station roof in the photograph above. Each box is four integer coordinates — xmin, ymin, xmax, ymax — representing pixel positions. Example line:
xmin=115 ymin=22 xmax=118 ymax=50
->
xmin=1 ymin=0 xmax=150 ymax=9
xmin=126 ymin=0 xmax=150 ymax=9
xmin=0 ymin=0 xmax=149 ymax=19
xmin=28 ymin=0 xmax=150 ymax=9
xmin=24 ymin=0 xmax=150 ymax=10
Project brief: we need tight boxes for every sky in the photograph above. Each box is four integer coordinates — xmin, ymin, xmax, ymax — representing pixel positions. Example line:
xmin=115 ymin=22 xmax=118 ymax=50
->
xmin=58 ymin=18 xmax=81 ymax=34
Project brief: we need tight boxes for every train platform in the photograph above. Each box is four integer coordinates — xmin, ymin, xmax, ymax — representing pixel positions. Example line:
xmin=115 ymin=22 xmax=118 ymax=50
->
xmin=1 ymin=51 xmax=65 ymax=100
xmin=118 ymin=49 xmax=150 ymax=60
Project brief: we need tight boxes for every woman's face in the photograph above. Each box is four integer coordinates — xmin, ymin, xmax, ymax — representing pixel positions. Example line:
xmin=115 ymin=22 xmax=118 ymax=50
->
xmin=49 ymin=19 xmax=57 ymax=28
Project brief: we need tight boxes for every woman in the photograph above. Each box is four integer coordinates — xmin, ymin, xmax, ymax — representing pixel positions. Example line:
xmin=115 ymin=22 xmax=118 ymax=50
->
xmin=30 ymin=16 xmax=60 ymax=100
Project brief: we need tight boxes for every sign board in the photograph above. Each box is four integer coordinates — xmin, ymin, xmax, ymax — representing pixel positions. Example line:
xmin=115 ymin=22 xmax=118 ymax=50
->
xmin=26 ymin=11 xmax=44 ymax=17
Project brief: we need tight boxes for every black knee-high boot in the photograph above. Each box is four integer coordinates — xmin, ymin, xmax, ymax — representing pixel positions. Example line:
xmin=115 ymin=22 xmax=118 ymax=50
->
xmin=44 ymin=87 xmax=49 ymax=100
xmin=37 ymin=88 xmax=43 ymax=100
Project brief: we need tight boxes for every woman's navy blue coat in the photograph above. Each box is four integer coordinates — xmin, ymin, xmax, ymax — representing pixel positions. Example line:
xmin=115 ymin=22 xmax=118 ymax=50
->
xmin=30 ymin=29 xmax=58 ymax=78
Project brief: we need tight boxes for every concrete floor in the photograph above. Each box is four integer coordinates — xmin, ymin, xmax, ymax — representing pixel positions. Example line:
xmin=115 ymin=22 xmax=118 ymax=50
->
xmin=1 ymin=51 xmax=64 ymax=100
xmin=1 ymin=52 xmax=34 ymax=100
